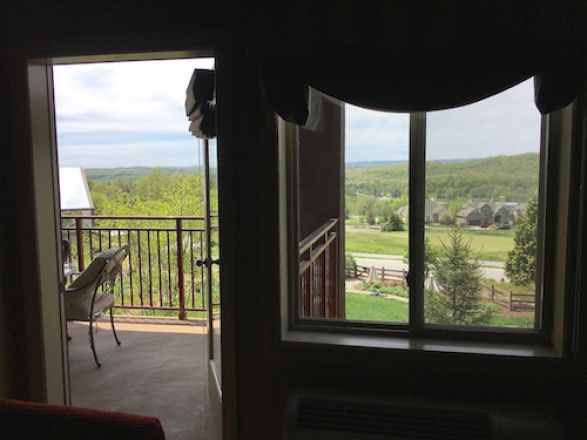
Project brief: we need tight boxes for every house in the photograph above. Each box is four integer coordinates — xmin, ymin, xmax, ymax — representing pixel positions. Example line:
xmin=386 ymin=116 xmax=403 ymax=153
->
xmin=456 ymin=202 xmax=494 ymax=227
xmin=396 ymin=205 xmax=409 ymax=223
xmin=425 ymin=199 xmax=447 ymax=223
xmin=1 ymin=4 xmax=587 ymax=440
xmin=397 ymin=199 xmax=446 ymax=224
xmin=491 ymin=203 xmax=515 ymax=227
xmin=457 ymin=202 xmax=516 ymax=227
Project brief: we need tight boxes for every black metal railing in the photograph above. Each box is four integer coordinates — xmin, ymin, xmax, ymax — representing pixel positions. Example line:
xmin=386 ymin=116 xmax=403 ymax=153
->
xmin=61 ymin=215 xmax=217 ymax=319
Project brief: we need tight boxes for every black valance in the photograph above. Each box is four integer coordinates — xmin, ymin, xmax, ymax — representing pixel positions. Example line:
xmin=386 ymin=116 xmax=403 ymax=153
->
xmin=251 ymin=2 xmax=587 ymax=124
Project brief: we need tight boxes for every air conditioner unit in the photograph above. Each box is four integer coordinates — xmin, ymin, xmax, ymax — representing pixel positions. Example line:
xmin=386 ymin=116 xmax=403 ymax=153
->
xmin=285 ymin=394 xmax=564 ymax=440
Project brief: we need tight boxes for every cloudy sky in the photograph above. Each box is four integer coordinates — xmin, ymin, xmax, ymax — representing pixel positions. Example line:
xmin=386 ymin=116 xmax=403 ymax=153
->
xmin=345 ymin=78 xmax=541 ymax=163
xmin=54 ymin=60 xmax=540 ymax=168
xmin=54 ymin=58 xmax=215 ymax=168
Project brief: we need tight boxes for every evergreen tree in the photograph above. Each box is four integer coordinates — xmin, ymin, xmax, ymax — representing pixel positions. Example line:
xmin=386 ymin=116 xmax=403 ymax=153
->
xmin=425 ymin=227 xmax=492 ymax=325
xmin=505 ymin=197 xmax=537 ymax=285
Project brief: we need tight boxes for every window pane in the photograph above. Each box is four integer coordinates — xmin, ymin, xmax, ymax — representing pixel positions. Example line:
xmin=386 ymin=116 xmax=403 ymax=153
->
xmin=343 ymin=105 xmax=410 ymax=323
xmin=424 ymin=79 xmax=541 ymax=329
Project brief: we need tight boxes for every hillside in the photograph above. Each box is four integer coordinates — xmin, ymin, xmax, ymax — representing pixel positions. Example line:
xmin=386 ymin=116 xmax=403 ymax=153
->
xmin=85 ymin=166 xmax=216 ymax=181
xmin=346 ymin=153 xmax=539 ymax=202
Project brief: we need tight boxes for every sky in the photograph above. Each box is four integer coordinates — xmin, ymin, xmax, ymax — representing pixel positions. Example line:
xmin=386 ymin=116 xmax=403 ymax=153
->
xmin=54 ymin=58 xmax=215 ymax=168
xmin=54 ymin=60 xmax=540 ymax=168
xmin=345 ymin=78 xmax=541 ymax=163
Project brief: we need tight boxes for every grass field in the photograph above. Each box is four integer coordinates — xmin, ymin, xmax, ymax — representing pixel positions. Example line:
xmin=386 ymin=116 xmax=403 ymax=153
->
xmin=345 ymin=292 xmax=533 ymax=328
xmin=345 ymin=292 xmax=408 ymax=323
xmin=345 ymin=226 xmax=515 ymax=261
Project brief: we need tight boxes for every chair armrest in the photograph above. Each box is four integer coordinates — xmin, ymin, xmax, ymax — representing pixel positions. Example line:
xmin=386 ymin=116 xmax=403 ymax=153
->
xmin=0 ymin=399 xmax=166 ymax=440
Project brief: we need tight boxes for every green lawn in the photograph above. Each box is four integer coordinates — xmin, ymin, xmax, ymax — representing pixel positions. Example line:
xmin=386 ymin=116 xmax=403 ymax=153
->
xmin=345 ymin=292 xmax=533 ymax=328
xmin=345 ymin=292 xmax=408 ymax=323
xmin=345 ymin=226 xmax=515 ymax=262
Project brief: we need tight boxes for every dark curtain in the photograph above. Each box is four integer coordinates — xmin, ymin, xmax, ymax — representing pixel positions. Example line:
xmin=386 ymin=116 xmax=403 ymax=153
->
xmin=248 ymin=1 xmax=587 ymax=124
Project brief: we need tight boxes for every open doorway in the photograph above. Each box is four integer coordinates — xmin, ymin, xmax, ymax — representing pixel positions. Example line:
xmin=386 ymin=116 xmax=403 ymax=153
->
xmin=47 ymin=56 xmax=221 ymax=439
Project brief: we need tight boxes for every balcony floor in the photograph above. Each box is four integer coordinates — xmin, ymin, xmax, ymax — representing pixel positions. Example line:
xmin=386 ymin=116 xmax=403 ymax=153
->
xmin=67 ymin=318 xmax=217 ymax=440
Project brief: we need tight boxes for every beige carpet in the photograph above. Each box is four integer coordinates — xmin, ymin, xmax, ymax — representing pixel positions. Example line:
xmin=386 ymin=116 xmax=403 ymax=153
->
xmin=67 ymin=320 xmax=218 ymax=440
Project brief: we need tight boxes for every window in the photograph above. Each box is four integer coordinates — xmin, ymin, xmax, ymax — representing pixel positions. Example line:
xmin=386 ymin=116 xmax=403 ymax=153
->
xmin=280 ymin=80 xmax=575 ymax=350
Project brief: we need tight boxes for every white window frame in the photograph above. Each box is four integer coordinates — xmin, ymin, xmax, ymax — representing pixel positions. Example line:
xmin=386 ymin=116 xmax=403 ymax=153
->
xmin=279 ymin=94 xmax=577 ymax=358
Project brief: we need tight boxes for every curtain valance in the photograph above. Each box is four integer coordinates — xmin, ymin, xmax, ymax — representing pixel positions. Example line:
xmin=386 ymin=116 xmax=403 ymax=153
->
xmin=250 ymin=2 xmax=587 ymax=124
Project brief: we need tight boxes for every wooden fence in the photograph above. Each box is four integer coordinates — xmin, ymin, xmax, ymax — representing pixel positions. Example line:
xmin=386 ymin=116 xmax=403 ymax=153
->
xmin=346 ymin=262 xmax=535 ymax=312
xmin=347 ymin=264 xmax=407 ymax=287
xmin=488 ymin=284 xmax=535 ymax=311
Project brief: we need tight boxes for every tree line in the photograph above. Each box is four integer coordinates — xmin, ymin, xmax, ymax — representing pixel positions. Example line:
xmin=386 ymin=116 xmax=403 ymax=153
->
xmin=346 ymin=153 xmax=540 ymax=218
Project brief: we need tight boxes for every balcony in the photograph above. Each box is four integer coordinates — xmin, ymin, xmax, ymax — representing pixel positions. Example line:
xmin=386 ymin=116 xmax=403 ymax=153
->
xmin=61 ymin=215 xmax=218 ymax=439
xmin=67 ymin=319 xmax=217 ymax=439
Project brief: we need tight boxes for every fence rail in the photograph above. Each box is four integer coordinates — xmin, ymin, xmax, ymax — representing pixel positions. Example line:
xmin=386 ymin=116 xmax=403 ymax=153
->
xmin=299 ymin=219 xmax=340 ymax=318
xmin=346 ymin=261 xmax=535 ymax=312
xmin=485 ymin=284 xmax=535 ymax=312
xmin=347 ymin=264 xmax=407 ymax=286
xmin=61 ymin=215 xmax=217 ymax=319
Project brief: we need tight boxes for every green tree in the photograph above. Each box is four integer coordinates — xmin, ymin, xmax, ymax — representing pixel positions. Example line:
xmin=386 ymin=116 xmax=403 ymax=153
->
xmin=345 ymin=253 xmax=357 ymax=277
xmin=381 ymin=210 xmax=404 ymax=232
xmin=505 ymin=197 xmax=537 ymax=285
xmin=425 ymin=227 xmax=493 ymax=325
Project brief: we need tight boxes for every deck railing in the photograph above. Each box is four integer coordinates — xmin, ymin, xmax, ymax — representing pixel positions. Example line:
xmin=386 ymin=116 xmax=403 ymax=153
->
xmin=61 ymin=215 xmax=217 ymax=319
xmin=298 ymin=218 xmax=340 ymax=318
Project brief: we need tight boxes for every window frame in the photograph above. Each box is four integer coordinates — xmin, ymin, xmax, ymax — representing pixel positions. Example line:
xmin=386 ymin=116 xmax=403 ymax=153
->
xmin=279 ymin=96 xmax=577 ymax=355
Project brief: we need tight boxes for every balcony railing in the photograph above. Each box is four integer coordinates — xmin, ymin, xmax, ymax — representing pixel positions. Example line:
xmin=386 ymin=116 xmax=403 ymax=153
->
xmin=298 ymin=218 xmax=340 ymax=318
xmin=61 ymin=215 xmax=217 ymax=319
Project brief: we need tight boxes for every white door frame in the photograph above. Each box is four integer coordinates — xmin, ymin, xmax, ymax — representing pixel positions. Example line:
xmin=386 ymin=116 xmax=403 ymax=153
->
xmin=26 ymin=47 xmax=234 ymax=439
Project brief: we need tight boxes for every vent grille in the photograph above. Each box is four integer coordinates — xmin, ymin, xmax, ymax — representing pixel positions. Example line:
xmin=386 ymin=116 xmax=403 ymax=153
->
xmin=298 ymin=398 xmax=492 ymax=440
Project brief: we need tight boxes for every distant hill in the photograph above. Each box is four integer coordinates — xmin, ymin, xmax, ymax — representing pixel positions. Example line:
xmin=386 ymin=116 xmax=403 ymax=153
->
xmin=346 ymin=153 xmax=540 ymax=202
xmin=346 ymin=159 xmax=464 ymax=169
xmin=346 ymin=160 xmax=407 ymax=169
xmin=85 ymin=167 xmax=216 ymax=181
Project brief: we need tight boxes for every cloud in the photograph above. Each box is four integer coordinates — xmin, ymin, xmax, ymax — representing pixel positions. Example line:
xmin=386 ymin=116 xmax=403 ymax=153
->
xmin=345 ymin=79 xmax=541 ymax=162
xmin=345 ymin=106 xmax=409 ymax=162
xmin=58 ymin=139 xmax=208 ymax=168
xmin=54 ymin=58 xmax=214 ymax=168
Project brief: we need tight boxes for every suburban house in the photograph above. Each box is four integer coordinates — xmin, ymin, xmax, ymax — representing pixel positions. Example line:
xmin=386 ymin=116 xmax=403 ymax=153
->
xmin=397 ymin=199 xmax=446 ymax=224
xmin=491 ymin=203 xmax=515 ymax=227
xmin=457 ymin=202 xmax=493 ymax=227
xmin=456 ymin=201 xmax=518 ymax=227
xmin=1 ymin=3 xmax=587 ymax=440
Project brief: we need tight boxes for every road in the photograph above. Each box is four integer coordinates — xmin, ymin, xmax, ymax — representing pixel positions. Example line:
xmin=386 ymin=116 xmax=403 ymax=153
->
xmin=351 ymin=252 xmax=507 ymax=282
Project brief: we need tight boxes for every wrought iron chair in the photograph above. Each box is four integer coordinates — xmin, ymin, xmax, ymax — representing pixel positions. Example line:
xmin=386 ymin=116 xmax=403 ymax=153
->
xmin=64 ymin=245 xmax=129 ymax=367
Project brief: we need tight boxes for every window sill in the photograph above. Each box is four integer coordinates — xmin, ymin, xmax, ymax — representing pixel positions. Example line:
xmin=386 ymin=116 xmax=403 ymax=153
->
xmin=282 ymin=329 xmax=562 ymax=358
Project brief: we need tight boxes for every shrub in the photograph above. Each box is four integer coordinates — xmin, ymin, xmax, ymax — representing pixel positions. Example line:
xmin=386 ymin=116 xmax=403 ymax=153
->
xmin=381 ymin=211 xmax=404 ymax=231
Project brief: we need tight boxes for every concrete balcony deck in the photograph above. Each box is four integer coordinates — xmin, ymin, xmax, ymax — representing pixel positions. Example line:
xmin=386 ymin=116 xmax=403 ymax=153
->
xmin=67 ymin=317 xmax=217 ymax=440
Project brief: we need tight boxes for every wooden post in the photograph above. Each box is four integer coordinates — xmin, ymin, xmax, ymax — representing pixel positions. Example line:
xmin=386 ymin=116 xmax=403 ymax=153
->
xmin=491 ymin=284 xmax=495 ymax=302
xmin=381 ymin=266 xmax=385 ymax=282
xmin=75 ymin=217 xmax=85 ymax=271
xmin=176 ymin=218 xmax=186 ymax=320
xmin=402 ymin=268 xmax=407 ymax=288
xmin=509 ymin=290 xmax=513 ymax=311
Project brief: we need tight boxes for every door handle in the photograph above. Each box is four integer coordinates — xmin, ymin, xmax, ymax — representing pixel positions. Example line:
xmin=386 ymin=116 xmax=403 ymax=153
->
xmin=195 ymin=258 xmax=220 ymax=267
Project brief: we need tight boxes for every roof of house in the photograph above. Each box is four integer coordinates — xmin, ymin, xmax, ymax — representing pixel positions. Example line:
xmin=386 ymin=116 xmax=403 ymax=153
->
xmin=397 ymin=200 xmax=446 ymax=219
xmin=59 ymin=167 xmax=94 ymax=211
xmin=397 ymin=205 xmax=409 ymax=217
xmin=457 ymin=206 xmax=479 ymax=218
